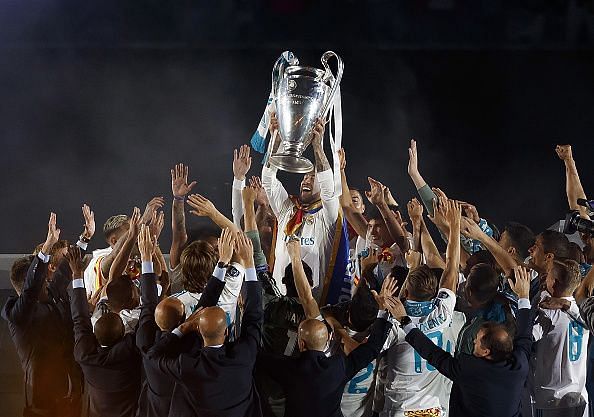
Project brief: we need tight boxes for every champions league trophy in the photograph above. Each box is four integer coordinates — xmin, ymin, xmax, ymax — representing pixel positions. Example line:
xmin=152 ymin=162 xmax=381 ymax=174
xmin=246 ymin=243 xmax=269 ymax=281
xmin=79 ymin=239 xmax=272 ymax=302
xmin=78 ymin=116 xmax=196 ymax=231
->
xmin=268 ymin=51 xmax=344 ymax=174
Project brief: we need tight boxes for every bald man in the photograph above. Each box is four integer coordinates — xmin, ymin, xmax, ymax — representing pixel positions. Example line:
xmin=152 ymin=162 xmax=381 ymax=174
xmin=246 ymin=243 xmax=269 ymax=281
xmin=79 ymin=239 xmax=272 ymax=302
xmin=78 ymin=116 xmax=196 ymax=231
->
xmin=258 ymin=311 xmax=391 ymax=417
xmin=147 ymin=259 xmax=263 ymax=417
xmin=135 ymin=258 xmax=228 ymax=417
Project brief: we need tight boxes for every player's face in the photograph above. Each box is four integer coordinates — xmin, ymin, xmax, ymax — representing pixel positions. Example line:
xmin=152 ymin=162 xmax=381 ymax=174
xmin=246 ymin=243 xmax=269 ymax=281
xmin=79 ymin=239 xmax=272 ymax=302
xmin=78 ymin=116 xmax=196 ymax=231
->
xmin=528 ymin=235 xmax=546 ymax=272
xmin=300 ymin=173 xmax=319 ymax=204
xmin=350 ymin=190 xmax=365 ymax=214
xmin=473 ymin=329 xmax=489 ymax=358
xmin=367 ymin=219 xmax=390 ymax=247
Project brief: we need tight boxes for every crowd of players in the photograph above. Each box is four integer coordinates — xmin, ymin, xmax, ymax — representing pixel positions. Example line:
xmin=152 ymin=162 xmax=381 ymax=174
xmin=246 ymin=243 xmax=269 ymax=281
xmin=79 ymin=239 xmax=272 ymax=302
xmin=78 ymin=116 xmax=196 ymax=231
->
xmin=3 ymin=116 xmax=594 ymax=417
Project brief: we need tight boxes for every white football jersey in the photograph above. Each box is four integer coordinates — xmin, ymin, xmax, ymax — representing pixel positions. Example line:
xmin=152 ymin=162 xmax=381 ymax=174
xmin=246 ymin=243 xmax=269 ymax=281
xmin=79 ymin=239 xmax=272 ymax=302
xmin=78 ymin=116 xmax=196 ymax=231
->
xmin=532 ymin=292 xmax=589 ymax=410
xmin=83 ymin=247 xmax=112 ymax=297
xmin=377 ymin=288 xmax=465 ymax=416
xmin=262 ymin=167 xmax=339 ymax=300
xmin=341 ymin=326 xmax=376 ymax=417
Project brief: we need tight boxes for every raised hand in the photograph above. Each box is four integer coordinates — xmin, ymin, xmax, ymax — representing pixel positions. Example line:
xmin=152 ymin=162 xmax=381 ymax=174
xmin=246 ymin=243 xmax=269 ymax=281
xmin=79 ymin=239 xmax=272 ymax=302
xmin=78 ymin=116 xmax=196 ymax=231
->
xmin=234 ymin=231 xmax=254 ymax=268
xmin=459 ymin=216 xmax=483 ymax=240
xmin=365 ymin=177 xmax=387 ymax=207
xmin=149 ymin=211 xmax=165 ymax=241
xmin=360 ymin=247 xmax=379 ymax=271
xmin=384 ymin=296 xmax=407 ymax=321
xmin=65 ymin=245 xmax=84 ymax=278
xmin=233 ymin=145 xmax=252 ymax=181
xmin=41 ymin=212 xmax=61 ymax=255
xmin=407 ymin=198 xmax=424 ymax=223
xmin=428 ymin=193 xmax=449 ymax=228
xmin=459 ymin=201 xmax=480 ymax=223
xmin=171 ymin=163 xmax=197 ymax=199
xmin=405 ymin=249 xmax=422 ymax=269
xmin=217 ymin=228 xmax=235 ymax=264
xmin=407 ymin=139 xmax=419 ymax=177
xmin=81 ymin=204 xmax=95 ymax=240
xmin=372 ymin=276 xmax=398 ymax=310
xmin=384 ymin=187 xmax=398 ymax=207
xmin=141 ymin=197 xmax=165 ymax=224
xmin=187 ymin=194 xmax=217 ymax=218
xmin=137 ymin=224 xmax=156 ymax=262
xmin=338 ymin=148 xmax=346 ymax=170
xmin=555 ymin=144 xmax=573 ymax=162
xmin=127 ymin=207 xmax=142 ymax=241
xmin=286 ymin=236 xmax=301 ymax=259
xmin=242 ymin=183 xmax=258 ymax=205
xmin=444 ymin=199 xmax=462 ymax=228
xmin=310 ymin=118 xmax=326 ymax=147
xmin=509 ymin=265 xmax=531 ymax=299
xmin=248 ymin=176 xmax=269 ymax=206
xmin=269 ymin=111 xmax=280 ymax=137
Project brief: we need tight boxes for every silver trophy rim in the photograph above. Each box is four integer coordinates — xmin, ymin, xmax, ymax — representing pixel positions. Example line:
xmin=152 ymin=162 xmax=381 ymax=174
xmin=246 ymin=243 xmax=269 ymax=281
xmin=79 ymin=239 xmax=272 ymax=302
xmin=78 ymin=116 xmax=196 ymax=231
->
xmin=285 ymin=65 xmax=326 ymax=80
xmin=268 ymin=154 xmax=314 ymax=174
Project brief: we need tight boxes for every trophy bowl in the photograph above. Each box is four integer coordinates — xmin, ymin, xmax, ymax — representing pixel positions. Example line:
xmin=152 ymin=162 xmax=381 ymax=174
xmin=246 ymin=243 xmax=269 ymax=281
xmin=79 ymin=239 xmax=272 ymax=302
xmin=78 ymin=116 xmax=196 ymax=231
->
xmin=268 ymin=52 xmax=343 ymax=174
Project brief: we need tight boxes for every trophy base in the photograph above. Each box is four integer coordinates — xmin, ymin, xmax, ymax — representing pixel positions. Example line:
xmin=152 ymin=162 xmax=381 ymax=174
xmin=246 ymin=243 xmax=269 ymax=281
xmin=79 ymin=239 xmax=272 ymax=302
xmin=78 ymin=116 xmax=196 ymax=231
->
xmin=268 ymin=154 xmax=314 ymax=174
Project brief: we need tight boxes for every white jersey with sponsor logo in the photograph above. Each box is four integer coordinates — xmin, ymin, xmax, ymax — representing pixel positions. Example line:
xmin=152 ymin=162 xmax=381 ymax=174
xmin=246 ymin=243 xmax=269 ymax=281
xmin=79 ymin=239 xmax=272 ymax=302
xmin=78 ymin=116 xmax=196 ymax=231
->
xmin=171 ymin=262 xmax=245 ymax=329
xmin=376 ymin=288 xmax=464 ymax=417
xmin=262 ymin=166 xmax=339 ymax=299
xmin=341 ymin=326 xmax=376 ymax=417
xmin=532 ymin=291 xmax=589 ymax=411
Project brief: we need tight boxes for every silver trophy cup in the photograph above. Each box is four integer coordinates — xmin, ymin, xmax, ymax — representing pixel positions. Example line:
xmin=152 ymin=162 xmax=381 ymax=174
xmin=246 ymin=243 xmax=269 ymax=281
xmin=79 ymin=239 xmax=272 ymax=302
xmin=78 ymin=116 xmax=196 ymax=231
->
xmin=268 ymin=51 xmax=344 ymax=173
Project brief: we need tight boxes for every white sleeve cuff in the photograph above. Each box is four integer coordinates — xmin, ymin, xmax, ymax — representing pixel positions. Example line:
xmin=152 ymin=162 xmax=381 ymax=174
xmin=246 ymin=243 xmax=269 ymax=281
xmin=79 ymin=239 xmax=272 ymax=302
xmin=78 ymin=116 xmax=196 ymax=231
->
xmin=315 ymin=169 xmax=333 ymax=182
xmin=233 ymin=178 xmax=246 ymax=190
xmin=229 ymin=262 xmax=246 ymax=278
xmin=172 ymin=328 xmax=183 ymax=338
xmin=156 ymin=284 xmax=163 ymax=297
xmin=76 ymin=240 xmax=88 ymax=251
xmin=518 ymin=298 xmax=531 ymax=310
xmin=213 ymin=265 xmax=227 ymax=281
xmin=402 ymin=322 xmax=417 ymax=334
xmin=377 ymin=310 xmax=389 ymax=319
xmin=72 ymin=279 xmax=85 ymax=289
xmin=142 ymin=261 xmax=154 ymax=275
xmin=37 ymin=251 xmax=50 ymax=263
xmin=245 ymin=267 xmax=258 ymax=282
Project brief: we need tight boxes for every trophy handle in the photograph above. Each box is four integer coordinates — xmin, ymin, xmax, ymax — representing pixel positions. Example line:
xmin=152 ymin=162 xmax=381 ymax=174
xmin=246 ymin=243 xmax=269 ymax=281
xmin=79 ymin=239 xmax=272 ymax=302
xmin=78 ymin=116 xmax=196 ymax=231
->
xmin=271 ymin=51 xmax=298 ymax=99
xmin=320 ymin=51 xmax=344 ymax=119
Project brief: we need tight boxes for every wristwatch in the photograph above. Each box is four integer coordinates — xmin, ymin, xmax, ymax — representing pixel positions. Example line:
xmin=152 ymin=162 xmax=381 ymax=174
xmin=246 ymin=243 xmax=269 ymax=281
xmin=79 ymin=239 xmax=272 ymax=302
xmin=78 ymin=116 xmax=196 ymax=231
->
xmin=217 ymin=261 xmax=228 ymax=269
xmin=79 ymin=234 xmax=91 ymax=244
xmin=399 ymin=316 xmax=412 ymax=328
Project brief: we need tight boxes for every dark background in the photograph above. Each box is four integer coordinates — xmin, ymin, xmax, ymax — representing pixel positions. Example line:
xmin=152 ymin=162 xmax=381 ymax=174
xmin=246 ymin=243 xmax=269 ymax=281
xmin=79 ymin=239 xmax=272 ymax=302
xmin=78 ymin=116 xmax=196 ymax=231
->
xmin=1 ymin=1 xmax=594 ymax=253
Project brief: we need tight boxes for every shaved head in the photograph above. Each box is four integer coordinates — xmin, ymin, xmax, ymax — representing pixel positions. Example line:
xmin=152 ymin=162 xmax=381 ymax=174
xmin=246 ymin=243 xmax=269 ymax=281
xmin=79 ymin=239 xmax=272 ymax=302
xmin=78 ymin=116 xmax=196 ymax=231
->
xmin=155 ymin=297 xmax=185 ymax=331
xmin=198 ymin=307 xmax=227 ymax=346
xmin=298 ymin=319 xmax=329 ymax=352
xmin=95 ymin=312 xmax=125 ymax=347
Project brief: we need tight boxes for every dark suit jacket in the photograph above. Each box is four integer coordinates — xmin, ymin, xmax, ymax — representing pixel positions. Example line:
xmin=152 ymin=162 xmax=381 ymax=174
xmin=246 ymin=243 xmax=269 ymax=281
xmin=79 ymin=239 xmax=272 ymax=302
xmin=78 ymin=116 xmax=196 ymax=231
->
xmin=405 ymin=307 xmax=533 ymax=417
xmin=148 ymin=280 xmax=263 ymax=417
xmin=135 ymin=272 xmax=226 ymax=417
xmin=2 ymin=254 xmax=81 ymax=417
xmin=259 ymin=316 xmax=391 ymax=417
xmin=69 ymin=284 xmax=141 ymax=417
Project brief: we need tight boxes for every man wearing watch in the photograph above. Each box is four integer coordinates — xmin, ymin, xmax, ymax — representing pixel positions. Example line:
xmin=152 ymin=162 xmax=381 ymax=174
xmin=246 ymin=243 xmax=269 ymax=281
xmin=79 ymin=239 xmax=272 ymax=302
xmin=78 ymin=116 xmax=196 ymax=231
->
xmin=396 ymin=266 xmax=535 ymax=417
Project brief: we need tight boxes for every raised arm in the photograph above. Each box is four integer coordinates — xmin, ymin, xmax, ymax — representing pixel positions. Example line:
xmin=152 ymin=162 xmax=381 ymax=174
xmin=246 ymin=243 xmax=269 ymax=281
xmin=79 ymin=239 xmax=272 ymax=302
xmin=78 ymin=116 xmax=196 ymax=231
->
xmin=438 ymin=199 xmax=461 ymax=292
xmin=235 ymin=232 xmax=263 ymax=348
xmin=287 ymin=238 xmax=320 ymax=318
xmin=66 ymin=246 xmax=99 ymax=364
xmin=460 ymin=216 xmax=519 ymax=277
xmin=108 ymin=207 xmax=142 ymax=282
xmin=408 ymin=198 xmax=445 ymax=269
xmin=186 ymin=193 xmax=239 ymax=233
xmin=231 ymin=145 xmax=252 ymax=227
xmin=508 ymin=266 xmax=534 ymax=358
xmin=170 ymin=163 xmax=196 ymax=268
xmin=242 ymin=181 xmax=268 ymax=269
xmin=311 ymin=119 xmax=339 ymax=224
xmin=338 ymin=148 xmax=368 ymax=238
xmin=367 ymin=177 xmax=410 ymax=253
xmin=556 ymin=145 xmax=590 ymax=219
xmin=7 ymin=213 xmax=57 ymax=324
xmin=136 ymin=224 xmax=160 ymax=352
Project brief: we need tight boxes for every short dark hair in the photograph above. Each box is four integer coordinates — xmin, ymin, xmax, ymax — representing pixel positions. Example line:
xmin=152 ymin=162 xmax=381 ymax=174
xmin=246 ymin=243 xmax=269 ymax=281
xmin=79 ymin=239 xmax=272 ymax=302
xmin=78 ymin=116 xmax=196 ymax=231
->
xmin=94 ymin=312 xmax=124 ymax=347
xmin=464 ymin=250 xmax=496 ymax=277
xmin=540 ymin=230 xmax=570 ymax=259
xmin=567 ymin=242 xmax=585 ymax=264
xmin=388 ymin=265 xmax=409 ymax=292
xmin=365 ymin=206 xmax=384 ymax=222
xmin=106 ymin=276 xmax=137 ymax=312
xmin=406 ymin=265 xmax=438 ymax=301
xmin=10 ymin=255 xmax=35 ymax=294
xmin=283 ymin=261 xmax=314 ymax=298
xmin=550 ymin=258 xmax=581 ymax=294
xmin=466 ymin=263 xmax=499 ymax=305
xmin=479 ymin=321 xmax=513 ymax=362
xmin=503 ymin=222 xmax=535 ymax=259
xmin=348 ymin=284 xmax=379 ymax=332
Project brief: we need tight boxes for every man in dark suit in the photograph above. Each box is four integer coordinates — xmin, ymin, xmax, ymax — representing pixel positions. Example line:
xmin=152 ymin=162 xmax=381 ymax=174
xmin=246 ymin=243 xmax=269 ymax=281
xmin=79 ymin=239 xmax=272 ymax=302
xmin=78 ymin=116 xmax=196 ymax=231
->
xmin=396 ymin=265 xmax=534 ymax=417
xmin=257 ymin=239 xmax=396 ymax=417
xmin=2 ymin=211 xmax=93 ymax=417
xmin=148 ymin=230 xmax=263 ymax=417
xmin=66 ymin=244 xmax=142 ymax=417
xmin=135 ymin=225 xmax=231 ymax=417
